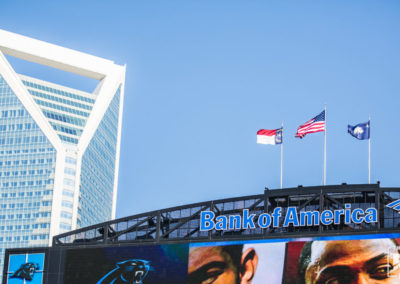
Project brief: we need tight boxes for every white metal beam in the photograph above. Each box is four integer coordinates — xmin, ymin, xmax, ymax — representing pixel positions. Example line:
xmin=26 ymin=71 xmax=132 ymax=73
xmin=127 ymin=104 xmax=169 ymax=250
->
xmin=0 ymin=29 xmax=116 ymax=80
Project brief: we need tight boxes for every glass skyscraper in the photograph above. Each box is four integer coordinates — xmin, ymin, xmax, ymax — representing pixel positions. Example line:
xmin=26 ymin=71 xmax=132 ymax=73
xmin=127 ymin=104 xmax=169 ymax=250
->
xmin=0 ymin=29 xmax=125 ymax=277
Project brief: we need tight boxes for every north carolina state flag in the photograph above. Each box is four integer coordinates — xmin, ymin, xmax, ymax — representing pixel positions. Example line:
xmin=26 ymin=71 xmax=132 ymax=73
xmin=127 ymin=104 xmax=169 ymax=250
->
xmin=257 ymin=128 xmax=283 ymax=145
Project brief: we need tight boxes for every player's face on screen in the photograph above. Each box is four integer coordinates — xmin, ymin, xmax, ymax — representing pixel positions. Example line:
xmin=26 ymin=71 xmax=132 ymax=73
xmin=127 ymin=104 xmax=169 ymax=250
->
xmin=187 ymin=246 xmax=257 ymax=284
xmin=188 ymin=246 xmax=239 ymax=284
xmin=305 ymin=239 xmax=400 ymax=284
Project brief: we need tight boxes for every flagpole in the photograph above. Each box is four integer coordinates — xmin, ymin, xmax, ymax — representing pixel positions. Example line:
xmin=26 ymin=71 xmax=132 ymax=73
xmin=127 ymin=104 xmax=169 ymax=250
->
xmin=323 ymin=105 xmax=327 ymax=186
xmin=368 ymin=115 xmax=371 ymax=184
xmin=280 ymin=122 xmax=283 ymax=189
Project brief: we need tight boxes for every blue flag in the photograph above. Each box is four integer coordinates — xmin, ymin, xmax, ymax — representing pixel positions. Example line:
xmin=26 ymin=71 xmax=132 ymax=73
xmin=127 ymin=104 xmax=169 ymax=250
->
xmin=348 ymin=121 xmax=370 ymax=140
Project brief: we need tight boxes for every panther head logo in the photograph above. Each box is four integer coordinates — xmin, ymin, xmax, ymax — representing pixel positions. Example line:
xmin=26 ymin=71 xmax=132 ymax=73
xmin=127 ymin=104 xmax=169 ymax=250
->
xmin=97 ymin=259 xmax=151 ymax=284
xmin=9 ymin=262 xmax=40 ymax=281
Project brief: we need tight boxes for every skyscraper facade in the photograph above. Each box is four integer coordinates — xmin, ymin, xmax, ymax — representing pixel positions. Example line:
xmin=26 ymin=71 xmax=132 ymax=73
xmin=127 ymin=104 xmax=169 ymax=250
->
xmin=0 ymin=30 xmax=125 ymax=276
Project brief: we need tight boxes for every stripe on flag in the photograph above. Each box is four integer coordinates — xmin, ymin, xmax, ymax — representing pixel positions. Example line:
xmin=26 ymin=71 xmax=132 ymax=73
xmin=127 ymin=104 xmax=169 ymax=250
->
xmin=295 ymin=110 xmax=325 ymax=138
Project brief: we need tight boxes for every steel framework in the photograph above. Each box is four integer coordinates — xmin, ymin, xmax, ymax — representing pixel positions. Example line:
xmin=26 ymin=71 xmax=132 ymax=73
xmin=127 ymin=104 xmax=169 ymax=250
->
xmin=53 ymin=183 xmax=400 ymax=246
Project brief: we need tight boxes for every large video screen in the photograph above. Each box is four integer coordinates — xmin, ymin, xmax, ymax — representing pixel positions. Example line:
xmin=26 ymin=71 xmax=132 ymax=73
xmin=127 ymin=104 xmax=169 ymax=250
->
xmin=63 ymin=243 xmax=189 ymax=284
xmin=62 ymin=233 xmax=400 ymax=284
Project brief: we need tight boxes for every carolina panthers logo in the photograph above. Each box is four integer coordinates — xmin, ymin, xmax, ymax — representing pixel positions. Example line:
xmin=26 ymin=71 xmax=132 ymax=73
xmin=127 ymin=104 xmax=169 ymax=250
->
xmin=9 ymin=262 xmax=40 ymax=281
xmin=97 ymin=259 xmax=151 ymax=284
xmin=353 ymin=126 xmax=364 ymax=135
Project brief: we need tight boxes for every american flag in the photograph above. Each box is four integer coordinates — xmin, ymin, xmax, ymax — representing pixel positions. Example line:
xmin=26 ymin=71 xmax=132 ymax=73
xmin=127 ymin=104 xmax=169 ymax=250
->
xmin=295 ymin=110 xmax=325 ymax=138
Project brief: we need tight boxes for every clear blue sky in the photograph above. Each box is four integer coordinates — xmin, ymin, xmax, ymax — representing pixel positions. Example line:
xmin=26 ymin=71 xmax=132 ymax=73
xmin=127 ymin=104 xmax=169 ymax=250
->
xmin=1 ymin=1 xmax=400 ymax=218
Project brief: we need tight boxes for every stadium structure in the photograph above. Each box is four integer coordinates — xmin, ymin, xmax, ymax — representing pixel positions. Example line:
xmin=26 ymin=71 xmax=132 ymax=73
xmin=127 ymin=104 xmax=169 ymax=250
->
xmin=4 ymin=183 xmax=400 ymax=284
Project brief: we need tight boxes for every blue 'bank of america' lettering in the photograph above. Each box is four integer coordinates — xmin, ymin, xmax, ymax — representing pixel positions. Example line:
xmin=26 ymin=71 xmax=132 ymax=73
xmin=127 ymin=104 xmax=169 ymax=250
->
xmin=200 ymin=205 xmax=377 ymax=231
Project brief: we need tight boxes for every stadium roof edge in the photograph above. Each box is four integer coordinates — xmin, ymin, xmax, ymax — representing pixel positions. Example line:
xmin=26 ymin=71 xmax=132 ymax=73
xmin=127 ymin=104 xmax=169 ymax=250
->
xmin=266 ymin=182 xmax=380 ymax=191
xmin=53 ymin=182 xmax=397 ymax=245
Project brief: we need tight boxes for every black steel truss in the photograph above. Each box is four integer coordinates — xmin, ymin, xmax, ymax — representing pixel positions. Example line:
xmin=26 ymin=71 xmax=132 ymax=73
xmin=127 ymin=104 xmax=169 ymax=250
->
xmin=53 ymin=183 xmax=400 ymax=246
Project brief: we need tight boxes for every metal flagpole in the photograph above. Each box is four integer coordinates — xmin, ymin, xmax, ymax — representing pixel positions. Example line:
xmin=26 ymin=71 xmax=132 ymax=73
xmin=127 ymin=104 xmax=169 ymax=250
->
xmin=323 ymin=105 xmax=327 ymax=186
xmin=368 ymin=115 xmax=371 ymax=184
xmin=280 ymin=122 xmax=283 ymax=189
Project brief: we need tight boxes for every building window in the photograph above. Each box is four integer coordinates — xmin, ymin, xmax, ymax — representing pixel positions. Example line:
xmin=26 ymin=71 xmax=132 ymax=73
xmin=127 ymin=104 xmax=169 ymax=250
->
xmin=65 ymin=157 xmax=77 ymax=165
xmin=61 ymin=200 xmax=73 ymax=208
xmin=63 ymin=178 xmax=75 ymax=186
